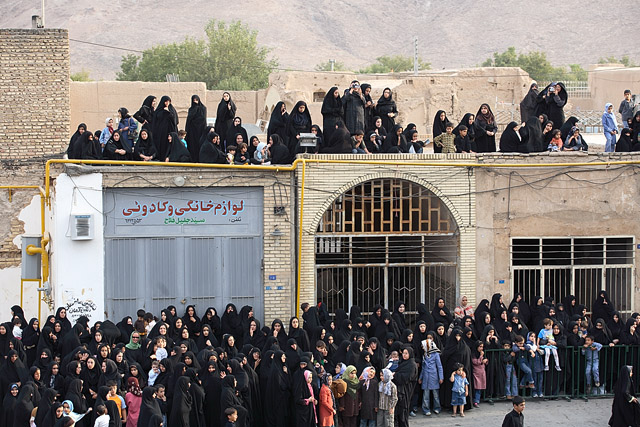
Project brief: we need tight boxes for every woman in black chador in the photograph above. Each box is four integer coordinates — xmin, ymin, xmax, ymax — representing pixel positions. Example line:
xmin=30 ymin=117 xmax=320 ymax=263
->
xmin=185 ymin=95 xmax=207 ymax=162
xmin=152 ymin=95 xmax=178 ymax=160
xmin=214 ymin=92 xmax=237 ymax=150
xmin=321 ymin=87 xmax=343 ymax=143
xmin=169 ymin=376 xmax=193 ymax=427
xmin=608 ymin=365 xmax=640 ymax=427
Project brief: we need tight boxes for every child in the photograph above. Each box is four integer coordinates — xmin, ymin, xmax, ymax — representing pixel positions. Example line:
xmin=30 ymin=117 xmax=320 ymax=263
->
xmin=450 ymin=363 xmax=468 ymax=417
xmin=178 ymin=130 xmax=188 ymax=148
xmin=234 ymin=142 xmax=250 ymax=164
xmin=471 ymin=341 xmax=488 ymax=407
xmin=12 ymin=317 xmax=22 ymax=340
xmin=385 ymin=351 xmax=399 ymax=372
xmin=226 ymin=145 xmax=237 ymax=164
xmin=93 ymin=405 xmax=110 ymax=427
xmin=502 ymin=339 xmax=518 ymax=399
xmin=359 ymin=367 xmax=379 ymax=426
xmin=512 ymin=335 xmax=535 ymax=389
xmin=134 ymin=309 xmax=146 ymax=336
xmin=582 ymin=335 xmax=603 ymax=395
xmin=318 ymin=373 xmax=337 ymax=427
xmin=454 ymin=125 xmax=475 ymax=153
xmin=419 ymin=335 xmax=443 ymax=415
xmin=548 ymin=130 xmax=563 ymax=151
xmin=527 ymin=332 xmax=545 ymax=398
xmin=155 ymin=384 xmax=168 ymax=427
xmin=377 ymin=368 xmax=398 ymax=427
xmin=537 ymin=318 xmax=561 ymax=371
xmin=433 ymin=122 xmax=457 ymax=153
xmin=224 ymin=407 xmax=238 ymax=426
xmin=148 ymin=360 xmax=160 ymax=386
xmin=107 ymin=380 xmax=127 ymax=424
xmin=351 ymin=130 xmax=369 ymax=154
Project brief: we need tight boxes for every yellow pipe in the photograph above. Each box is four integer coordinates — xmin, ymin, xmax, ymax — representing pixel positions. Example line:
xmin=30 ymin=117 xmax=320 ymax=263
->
xmin=0 ymin=186 xmax=47 ymax=323
xmin=296 ymin=159 xmax=307 ymax=318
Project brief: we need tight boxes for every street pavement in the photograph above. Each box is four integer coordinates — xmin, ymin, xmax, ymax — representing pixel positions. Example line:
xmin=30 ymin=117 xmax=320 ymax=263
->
xmin=409 ymin=397 xmax=612 ymax=426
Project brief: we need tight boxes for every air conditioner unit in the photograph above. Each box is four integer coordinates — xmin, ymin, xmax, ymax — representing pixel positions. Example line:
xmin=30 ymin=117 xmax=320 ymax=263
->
xmin=71 ymin=214 xmax=93 ymax=240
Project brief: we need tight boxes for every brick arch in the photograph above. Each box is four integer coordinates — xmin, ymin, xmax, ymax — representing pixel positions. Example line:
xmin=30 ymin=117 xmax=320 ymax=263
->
xmin=306 ymin=171 xmax=464 ymax=234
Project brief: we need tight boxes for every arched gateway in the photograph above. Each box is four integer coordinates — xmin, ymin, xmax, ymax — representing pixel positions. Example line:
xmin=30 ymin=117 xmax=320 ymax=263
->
xmin=314 ymin=178 xmax=460 ymax=323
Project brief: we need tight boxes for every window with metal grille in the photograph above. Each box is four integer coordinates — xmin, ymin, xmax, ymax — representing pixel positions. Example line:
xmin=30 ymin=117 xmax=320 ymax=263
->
xmin=511 ymin=236 xmax=635 ymax=315
xmin=316 ymin=179 xmax=459 ymax=325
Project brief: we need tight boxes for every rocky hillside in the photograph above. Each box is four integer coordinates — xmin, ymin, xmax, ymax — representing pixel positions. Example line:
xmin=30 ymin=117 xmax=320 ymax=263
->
xmin=2 ymin=0 xmax=639 ymax=79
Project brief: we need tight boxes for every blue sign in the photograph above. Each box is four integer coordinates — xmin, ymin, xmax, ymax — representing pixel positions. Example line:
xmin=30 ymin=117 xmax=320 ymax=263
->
xmin=269 ymin=275 xmax=277 ymax=280
xmin=499 ymin=280 xmax=505 ymax=284
xmin=265 ymin=286 xmax=272 ymax=290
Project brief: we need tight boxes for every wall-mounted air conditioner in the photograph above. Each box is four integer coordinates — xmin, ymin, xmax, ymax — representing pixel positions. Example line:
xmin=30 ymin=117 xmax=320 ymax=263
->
xmin=71 ymin=214 xmax=93 ymax=240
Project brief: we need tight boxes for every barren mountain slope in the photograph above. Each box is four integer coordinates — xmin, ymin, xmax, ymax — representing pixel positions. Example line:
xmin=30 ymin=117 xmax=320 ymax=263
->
xmin=2 ymin=0 xmax=639 ymax=79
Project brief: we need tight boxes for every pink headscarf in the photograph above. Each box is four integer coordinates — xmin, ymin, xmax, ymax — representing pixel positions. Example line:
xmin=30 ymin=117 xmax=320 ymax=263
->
xmin=304 ymin=370 xmax=317 ymax=423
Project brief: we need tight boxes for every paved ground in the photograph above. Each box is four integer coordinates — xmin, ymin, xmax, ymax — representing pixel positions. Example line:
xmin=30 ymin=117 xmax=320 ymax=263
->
xmin=409 ymin=397 xmax=613 ymax=426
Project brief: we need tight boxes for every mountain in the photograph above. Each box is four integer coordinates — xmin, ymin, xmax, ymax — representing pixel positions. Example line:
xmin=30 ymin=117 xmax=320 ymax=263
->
xmin=2 ymin=0 xmax=639 ymax=80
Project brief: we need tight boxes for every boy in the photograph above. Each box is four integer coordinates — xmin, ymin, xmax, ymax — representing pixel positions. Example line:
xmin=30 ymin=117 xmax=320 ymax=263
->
xmin=582 ymin=335 xmax=603 ymax=395
xmin=144 ymin=312 xmax=156 ymax=335
xmin=527 ymin=332 xmax=545 ymax=398
xmin=226 ymin=145 xmax=237 ymax=164
xmin=351 ymin=130 xmax=369 ymax=154
xmin=234 ymin=142 xmax=250 ymax=164
xmin=94 ymin=405 xmax=109 ymax=427
xmin=433 ymin=122 xmax=457 ymax=153
xmin=385 ymin=350 xmax=399 ymax=372
xmin=619 ymin=89 xmax=637 ymax=125
xmin=502 ymin=339 xmax=518 ymax=399
xmin=537 ymin=318 xmax=561 ymax=371
xmin=134 ymin=309 xmax=146 ymax=336
xmin=419 ymin=334 xmax=443 ymax=415
xmin=148 ymin=360 xmax=160 ymax=386
xmin=450 ymin=363 xmax=469 ymax=417
xmin=107 ymin=380 xmax=127 ymax=424
xmin=454 ymin=125 xmax=475 ymax=153
xmin=156 ymin=384 xmax=168 ymax=426
xmin=377 ymin=368 xmax=397 ymax=427
xmin=224 ymin=407 xmax=238 ymax=426
xmin=178 ymin=130 xmax=188 ymax=148
xmin=512 ymin=335 xmax=535 ymax=389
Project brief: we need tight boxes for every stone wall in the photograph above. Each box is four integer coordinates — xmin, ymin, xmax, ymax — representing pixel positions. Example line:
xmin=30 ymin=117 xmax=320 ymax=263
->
xmin=0 ymin=29 xmax=69 ymax=161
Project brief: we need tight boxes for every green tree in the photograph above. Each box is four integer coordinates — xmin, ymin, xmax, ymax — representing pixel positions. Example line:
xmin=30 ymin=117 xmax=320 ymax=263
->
xmin=116 ymin=20 xmax=277 ymax=90
xmin=482 ymin=47 xmax=589 ymax=81
xmin=597 ymin=55 xmax=637 ymax=67
xmin=359 ymin=55 xmax=431 ymax=74
xmin=315 ymin=60 xmax=347 ymax=72
xmin=70 ymin=69 xmax=92 ymax=81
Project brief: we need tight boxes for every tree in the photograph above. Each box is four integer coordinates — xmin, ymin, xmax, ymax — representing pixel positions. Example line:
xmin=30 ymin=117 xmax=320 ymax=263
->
xmin=359 ymin=55 xmax=431 ymax=74
xmin=482 ymin=47 xmax=588 ymax=82
xmin=597 ymin=55 xmax=637 ymax=67
xmin=315 ymin=60 xmax=347 ymax=72
xmin=70 ymin=69 xmax=92 ymax=81
xmin=116 ymin=20 xmax=278 ymax=90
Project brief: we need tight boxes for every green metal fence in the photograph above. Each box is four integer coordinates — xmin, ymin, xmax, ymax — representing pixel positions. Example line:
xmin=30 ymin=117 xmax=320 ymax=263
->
xmin=478 ymin=345 xmax=640 ymax=402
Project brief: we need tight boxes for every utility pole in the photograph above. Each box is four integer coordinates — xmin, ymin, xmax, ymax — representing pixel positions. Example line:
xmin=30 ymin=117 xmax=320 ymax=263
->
xmin=42 ymin=0 xmax=45 ymax=27
xmin=413 ymin=36 xmax=418 ymax=76
xmin=330 ymin=59 xmax=335 ymax=72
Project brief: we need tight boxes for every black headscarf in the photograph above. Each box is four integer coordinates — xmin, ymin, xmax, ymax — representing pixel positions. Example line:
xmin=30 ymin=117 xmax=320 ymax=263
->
xmin=560 ymin=116 xmax=579 ymax=141
xmin=214 ymin=92 xmax=237 ymax=147
xmin=167 ymin=132 xmax=192 ymax=162
xmin=609 ymin=366 xmax=640 ymax=426
xmin=152 ymin=95 xmax=179 ymax=160
xmin=267 ymin=101 xmax=289 ymax=141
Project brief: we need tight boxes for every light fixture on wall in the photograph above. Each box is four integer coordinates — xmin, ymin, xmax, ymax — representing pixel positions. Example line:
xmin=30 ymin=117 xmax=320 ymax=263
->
xmin=173 ymin=176 xmax=185 ymax=187
xmin=270 ymin=227 xmax=285 ymax=238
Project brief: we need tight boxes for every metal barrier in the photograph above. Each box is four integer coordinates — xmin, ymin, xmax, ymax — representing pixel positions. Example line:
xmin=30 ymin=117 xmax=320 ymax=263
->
xmin=478 ymin=345 xmax=640 ymax=402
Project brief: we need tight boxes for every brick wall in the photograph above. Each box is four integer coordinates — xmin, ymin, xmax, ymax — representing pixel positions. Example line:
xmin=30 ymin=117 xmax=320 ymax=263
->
xmin=0 ymin=29 xmax=70 ymax=161
xmin=296 ymin=154 xmax=478 ymax=316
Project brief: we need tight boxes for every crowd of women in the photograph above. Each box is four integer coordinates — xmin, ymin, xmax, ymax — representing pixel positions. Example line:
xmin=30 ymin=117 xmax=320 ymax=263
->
xmin=64 ymin=80 xmax=639 ymax=168
xmin=0 ymin=288 xmax=639 ymax=427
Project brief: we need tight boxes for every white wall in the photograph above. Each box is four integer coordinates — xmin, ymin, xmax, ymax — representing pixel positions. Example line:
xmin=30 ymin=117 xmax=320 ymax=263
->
xmin=0 ymin=195 xmax=46 ymax=321
xmin=50 ymin=173 xmax=105 ymax=325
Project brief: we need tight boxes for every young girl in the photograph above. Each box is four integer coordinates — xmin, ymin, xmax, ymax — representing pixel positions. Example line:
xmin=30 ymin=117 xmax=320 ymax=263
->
xmin=318 ymin=373 xmax=337 ymax=427
xmin=377 ymin=369 xmax=397 ymax=427
xmin=449 ymin=363 xmax=469 ymax=417
xmin=359 ymin=367 xmax=378 ymax=427
xmin=471 ymin=341 xmax=488 ymax=407
xmin=548 ymin=129 xmax=563 ymax=151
